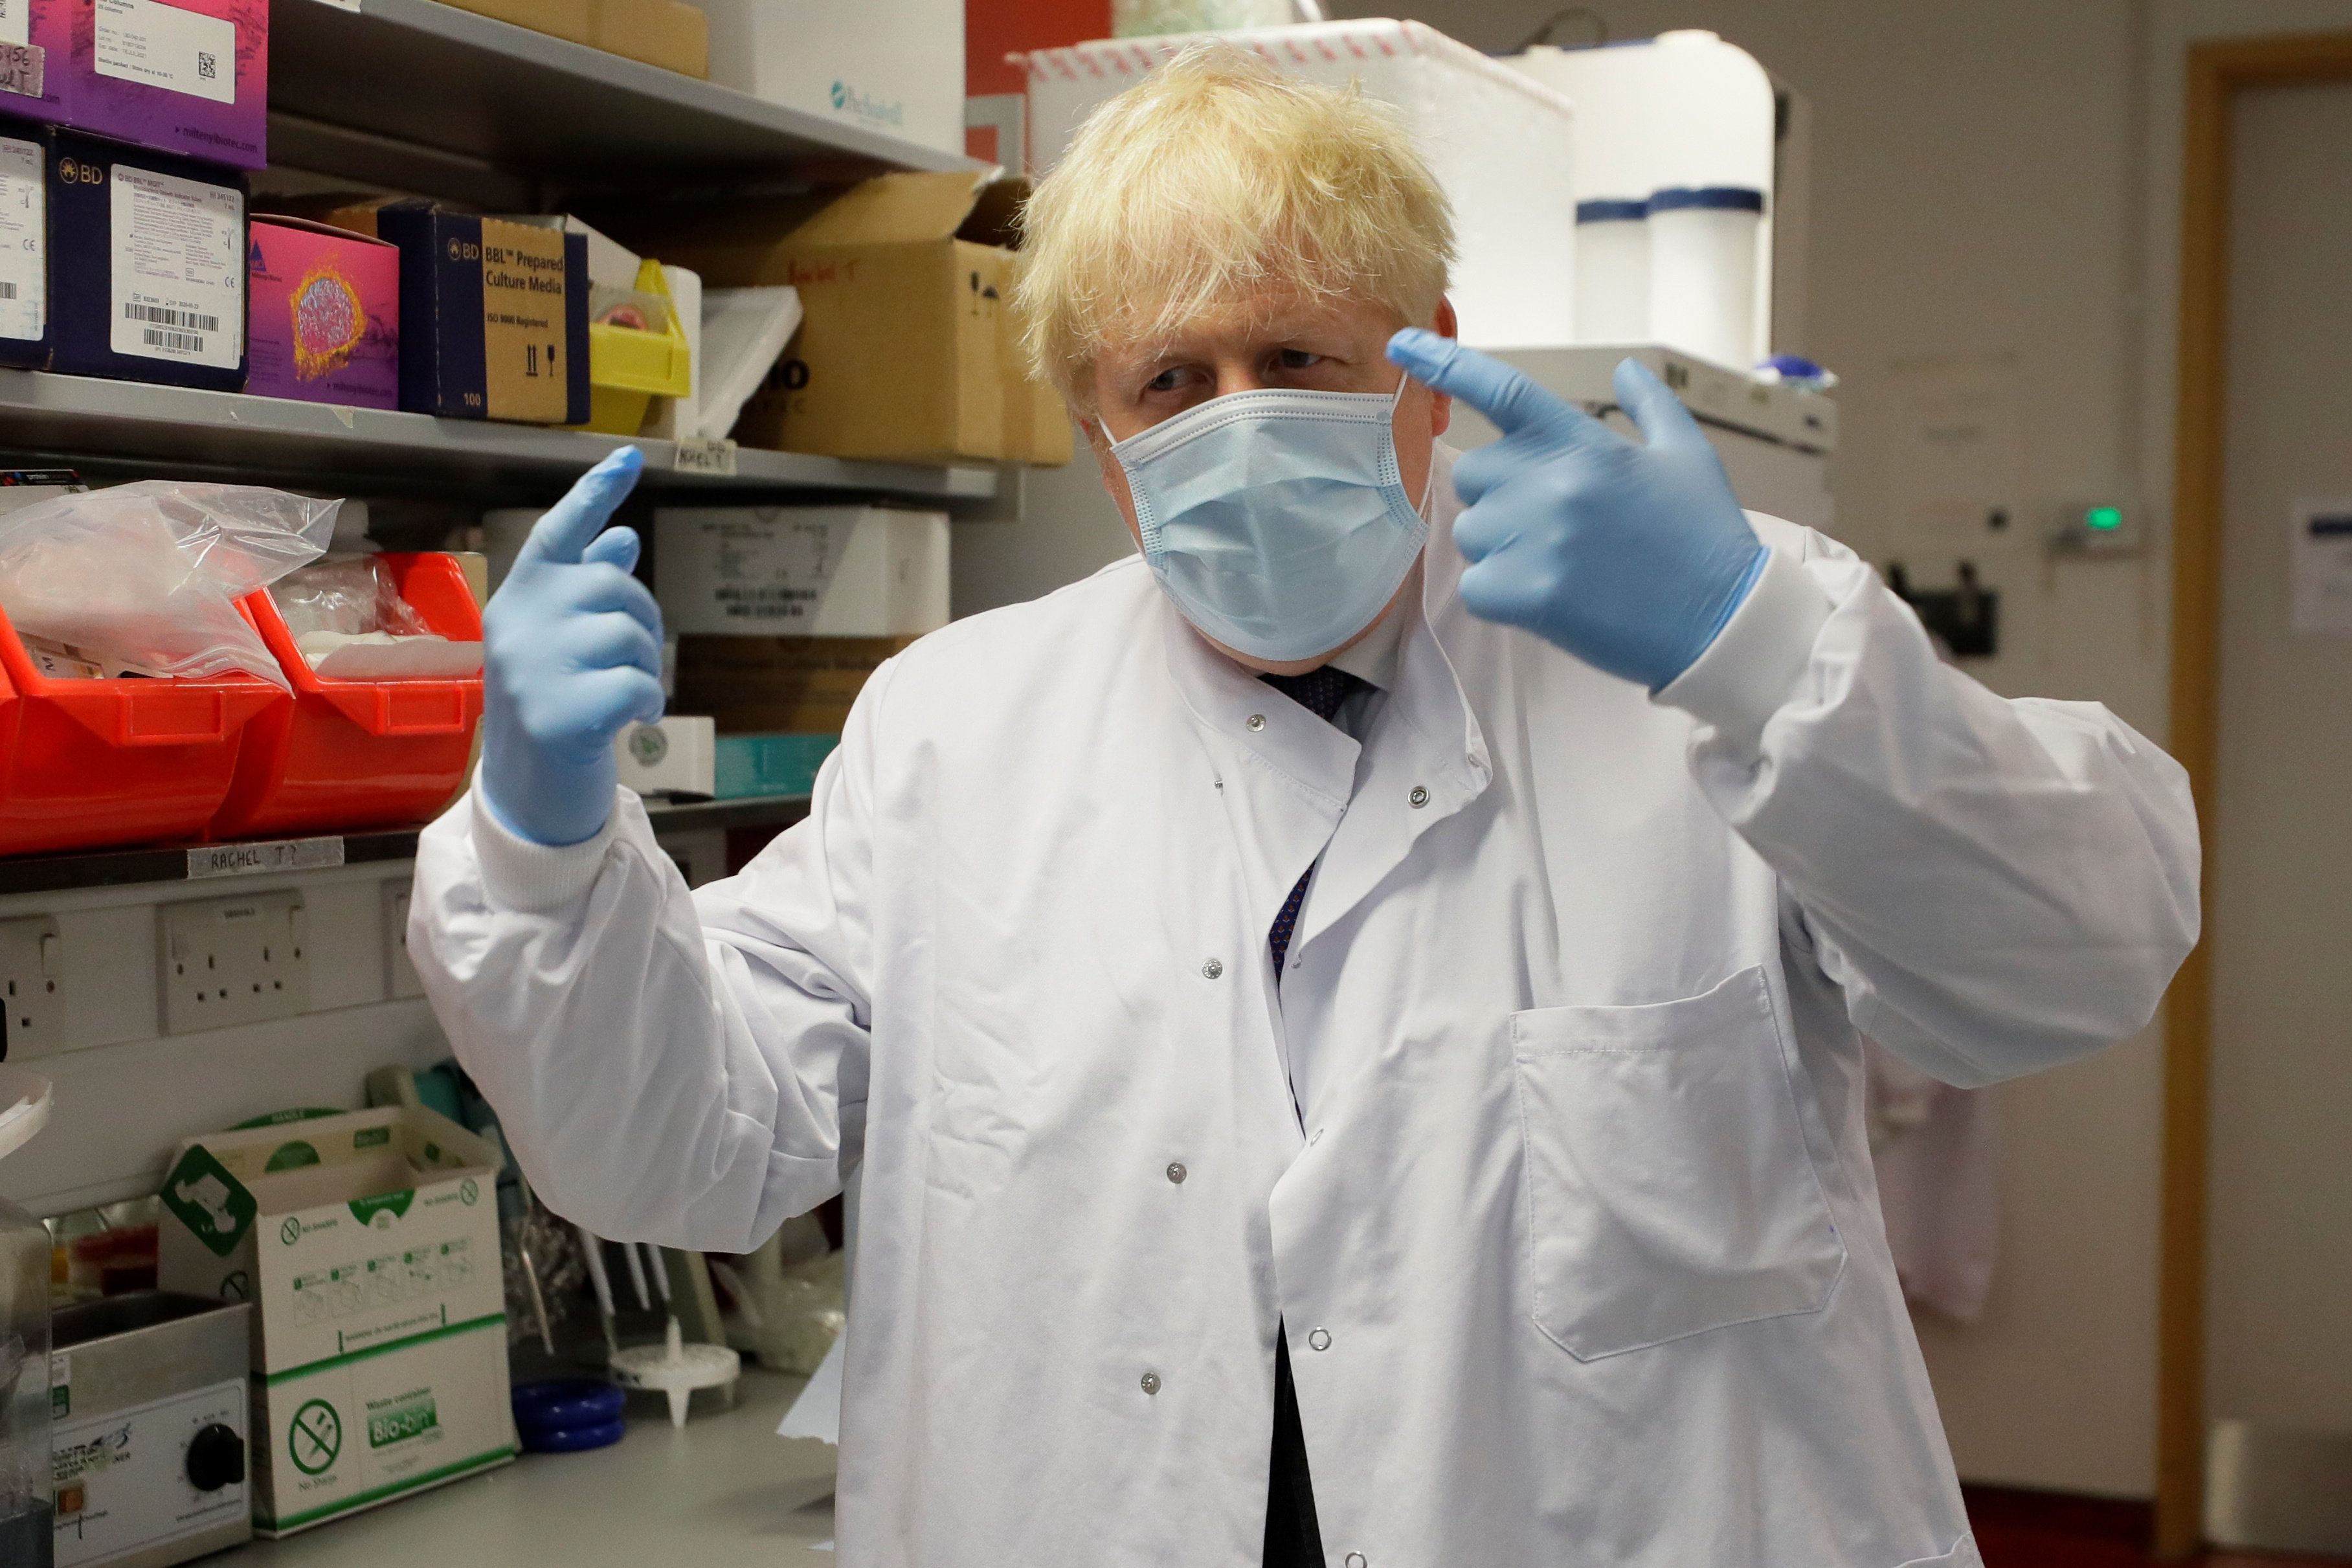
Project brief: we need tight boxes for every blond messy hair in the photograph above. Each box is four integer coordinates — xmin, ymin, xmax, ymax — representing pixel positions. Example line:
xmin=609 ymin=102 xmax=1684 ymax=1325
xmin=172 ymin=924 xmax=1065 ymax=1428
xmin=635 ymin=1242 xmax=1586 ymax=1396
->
xmin=1017 ymin=43 xmax=1455 ymax=409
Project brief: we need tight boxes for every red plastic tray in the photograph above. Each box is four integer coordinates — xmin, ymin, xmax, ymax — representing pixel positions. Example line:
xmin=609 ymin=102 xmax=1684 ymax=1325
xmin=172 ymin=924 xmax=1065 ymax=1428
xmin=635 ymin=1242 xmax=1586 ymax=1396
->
xmin=0 ymin=606 xmax=287 ymax=857
xmin=212 ymin=553 xmax=484 ymax=840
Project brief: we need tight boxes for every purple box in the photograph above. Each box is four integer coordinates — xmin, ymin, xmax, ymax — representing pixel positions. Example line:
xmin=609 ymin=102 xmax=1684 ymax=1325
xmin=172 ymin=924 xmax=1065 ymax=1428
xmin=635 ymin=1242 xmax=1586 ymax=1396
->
xmin=247 ymin=216 xmax=400 ymax=409
xmin=0 ymin=0 xmax=267 ymax=171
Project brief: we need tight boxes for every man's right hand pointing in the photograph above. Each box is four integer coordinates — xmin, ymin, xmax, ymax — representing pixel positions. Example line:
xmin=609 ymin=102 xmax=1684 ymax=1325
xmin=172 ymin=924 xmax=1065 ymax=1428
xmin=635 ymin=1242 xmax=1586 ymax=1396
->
xmin=1386 ymin=329 xmax=1767 ymax=691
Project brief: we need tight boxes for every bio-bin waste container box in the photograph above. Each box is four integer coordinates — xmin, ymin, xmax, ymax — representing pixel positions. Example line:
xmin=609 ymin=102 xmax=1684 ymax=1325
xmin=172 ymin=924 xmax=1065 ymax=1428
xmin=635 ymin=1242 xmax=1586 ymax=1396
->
xmin=157 ymin=1105 xmax=515 ymax=1537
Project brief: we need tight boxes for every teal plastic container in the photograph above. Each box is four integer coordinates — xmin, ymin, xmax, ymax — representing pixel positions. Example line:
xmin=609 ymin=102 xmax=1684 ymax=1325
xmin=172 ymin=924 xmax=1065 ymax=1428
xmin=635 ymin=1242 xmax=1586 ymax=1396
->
xmin=714 ymin=734 xmax=841 ymax=800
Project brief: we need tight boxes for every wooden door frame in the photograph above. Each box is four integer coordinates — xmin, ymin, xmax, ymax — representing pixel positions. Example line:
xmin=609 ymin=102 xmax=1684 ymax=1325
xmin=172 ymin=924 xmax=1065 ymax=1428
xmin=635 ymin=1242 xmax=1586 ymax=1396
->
xmin=2156 ymin=28 xmax=2352 ymax=1560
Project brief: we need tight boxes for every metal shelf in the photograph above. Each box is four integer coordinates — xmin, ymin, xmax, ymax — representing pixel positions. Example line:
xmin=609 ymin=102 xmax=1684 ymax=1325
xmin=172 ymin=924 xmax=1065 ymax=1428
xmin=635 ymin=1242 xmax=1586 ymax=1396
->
xmin=0 ymin=370 xmax=996 ymax=504
xmin=0 ymin=795 xmax=811 ymax=899
xmin=268 ymin=0 xmax=976 ymax=189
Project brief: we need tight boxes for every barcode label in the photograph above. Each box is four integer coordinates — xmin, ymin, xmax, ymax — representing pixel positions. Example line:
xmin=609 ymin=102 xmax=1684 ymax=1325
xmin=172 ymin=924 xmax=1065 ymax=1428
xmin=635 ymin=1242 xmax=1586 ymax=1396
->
xmin=123 ymin=300 xmax=219 ymax=332
xmin=0 ymin=282 xmax=15 ymax=300
xmin=142 ymin=327 xmax=205 ymax=352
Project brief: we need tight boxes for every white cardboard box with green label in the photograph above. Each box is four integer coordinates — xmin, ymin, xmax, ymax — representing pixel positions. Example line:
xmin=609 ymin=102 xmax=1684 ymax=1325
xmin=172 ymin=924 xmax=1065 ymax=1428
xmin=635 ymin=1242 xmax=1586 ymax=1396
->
xmin=156 ymin=1105 xmax=515 ymax=1536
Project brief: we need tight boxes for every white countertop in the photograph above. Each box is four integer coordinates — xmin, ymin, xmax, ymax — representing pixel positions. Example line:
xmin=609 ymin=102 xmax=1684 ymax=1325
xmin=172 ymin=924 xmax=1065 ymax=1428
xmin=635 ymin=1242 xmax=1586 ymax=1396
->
xmin=232 ymin=1369 xmax=840 ymax=1566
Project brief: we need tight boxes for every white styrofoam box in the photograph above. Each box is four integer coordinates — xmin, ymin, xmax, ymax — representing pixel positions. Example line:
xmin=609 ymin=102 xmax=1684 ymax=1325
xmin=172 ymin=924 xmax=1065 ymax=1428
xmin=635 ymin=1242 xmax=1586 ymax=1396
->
xmin=615 ymin=715 xmax=717 ymax=798
xmin=654 ymin=507 xmax=950 ymax=638
xmin=685 ymin=0 xmax=966 ymax=159
xmin=1511 ymin=32 xmax=1779 ymax=359
xmin=1020 ymin=21 xmax=1578 ymax=350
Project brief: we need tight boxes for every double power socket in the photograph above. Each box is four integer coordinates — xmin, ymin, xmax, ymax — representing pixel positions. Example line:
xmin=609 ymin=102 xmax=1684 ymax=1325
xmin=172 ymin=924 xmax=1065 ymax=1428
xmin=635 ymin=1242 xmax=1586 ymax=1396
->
xmin=0 ymin=880 xmax=428 ymax=1058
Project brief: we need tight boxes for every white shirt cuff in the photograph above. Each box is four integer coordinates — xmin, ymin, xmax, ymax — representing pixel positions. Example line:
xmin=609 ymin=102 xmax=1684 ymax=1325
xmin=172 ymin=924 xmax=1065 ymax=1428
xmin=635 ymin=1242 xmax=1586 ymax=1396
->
xmin=469 ymin=782 xmax=627 ymax=913
xmin=1653 ymin=544 xmax=1833 ymax=751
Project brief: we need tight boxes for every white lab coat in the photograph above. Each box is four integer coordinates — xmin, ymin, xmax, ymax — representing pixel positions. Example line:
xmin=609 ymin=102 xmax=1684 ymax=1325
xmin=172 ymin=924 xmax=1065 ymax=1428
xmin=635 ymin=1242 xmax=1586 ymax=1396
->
xmin=411 ymin=447 xmax=2199 ymax=1568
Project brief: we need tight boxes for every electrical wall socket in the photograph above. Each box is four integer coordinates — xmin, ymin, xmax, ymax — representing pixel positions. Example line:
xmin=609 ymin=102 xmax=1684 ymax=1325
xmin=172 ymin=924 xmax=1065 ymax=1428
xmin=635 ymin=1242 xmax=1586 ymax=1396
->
xmin=0 ymin=915 xmax=67 ymax=1059
xmin=383 ymin=881 xmax=425 ymax=1000
xmin=159 ymin=891 xmax=313 ymax=1035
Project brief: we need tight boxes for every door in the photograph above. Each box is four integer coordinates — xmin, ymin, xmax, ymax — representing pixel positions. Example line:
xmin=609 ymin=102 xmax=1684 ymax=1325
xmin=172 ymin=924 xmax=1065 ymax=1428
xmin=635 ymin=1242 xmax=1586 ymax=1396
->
xmin=2202 ymin=75 xmax=2352 ymax=1549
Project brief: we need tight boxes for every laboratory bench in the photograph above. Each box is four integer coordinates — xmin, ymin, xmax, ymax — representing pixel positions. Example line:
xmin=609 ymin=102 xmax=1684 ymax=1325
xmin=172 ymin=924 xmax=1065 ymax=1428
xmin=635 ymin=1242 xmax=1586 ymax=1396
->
xmin=230 ymin=1368 xmax=840 ymax=1567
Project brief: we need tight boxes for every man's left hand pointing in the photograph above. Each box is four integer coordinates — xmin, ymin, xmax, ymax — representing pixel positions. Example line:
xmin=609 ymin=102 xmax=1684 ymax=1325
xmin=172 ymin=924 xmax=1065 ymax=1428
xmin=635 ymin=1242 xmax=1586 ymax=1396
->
xmin=1386 ymin=328 xmax=1767 ymax=691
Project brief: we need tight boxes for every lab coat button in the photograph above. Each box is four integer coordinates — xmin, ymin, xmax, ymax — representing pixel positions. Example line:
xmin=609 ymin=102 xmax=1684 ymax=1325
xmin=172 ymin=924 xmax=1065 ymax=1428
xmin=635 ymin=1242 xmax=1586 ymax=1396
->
xmin=1166 ymin=1161 xmax=1187 ymax=1185
xmin=1246 ymin=713 xmax=1267 ymax=732
xmin=1408 ymin=785 xmax=1429 ymax=808
xmin=1140 ymin=1371 xmax=1161 ymax=1395
xmin=1307 ymin=1327 xmax=1332 ymax=1352
xmin=1201 ymin=958 xmax=1224 ymax=980
xmin=1345 ymin=1554 xmax=1367 ymax=1567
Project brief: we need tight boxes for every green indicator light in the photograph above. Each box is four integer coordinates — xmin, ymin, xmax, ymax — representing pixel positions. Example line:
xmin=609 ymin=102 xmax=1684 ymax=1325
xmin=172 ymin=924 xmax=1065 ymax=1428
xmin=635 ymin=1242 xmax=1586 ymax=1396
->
xmin=2086 ymin=506 xmax=2123 ymax=532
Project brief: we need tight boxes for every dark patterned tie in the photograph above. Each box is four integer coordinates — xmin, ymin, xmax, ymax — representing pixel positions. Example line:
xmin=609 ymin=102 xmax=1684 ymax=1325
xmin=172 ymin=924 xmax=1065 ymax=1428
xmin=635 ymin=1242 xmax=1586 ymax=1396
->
xmin=1259 ymin=667 xmax=1368 ymax=982
xmin=1255 ymin=666 xmax=1363 ymax=1568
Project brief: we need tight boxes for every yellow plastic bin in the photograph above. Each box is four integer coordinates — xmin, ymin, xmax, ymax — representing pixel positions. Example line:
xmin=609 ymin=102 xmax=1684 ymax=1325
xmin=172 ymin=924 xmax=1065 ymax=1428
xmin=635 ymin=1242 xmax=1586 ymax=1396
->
xmin=576 ymin=258 xmax=692 ymax=434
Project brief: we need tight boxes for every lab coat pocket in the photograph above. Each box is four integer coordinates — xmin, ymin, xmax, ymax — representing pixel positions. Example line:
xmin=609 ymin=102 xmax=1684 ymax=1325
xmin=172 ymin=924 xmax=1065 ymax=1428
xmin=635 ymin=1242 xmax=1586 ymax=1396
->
xmin=1511 ymin=965 xmax=1846 ymax=1361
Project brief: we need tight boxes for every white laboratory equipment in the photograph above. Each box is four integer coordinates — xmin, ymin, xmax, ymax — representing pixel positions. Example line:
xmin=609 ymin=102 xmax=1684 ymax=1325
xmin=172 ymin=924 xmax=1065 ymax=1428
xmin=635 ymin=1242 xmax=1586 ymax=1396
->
xmin=1018 ymin=19 xmax=1580 ymax=350
xmin=1574 ymin=198 xmax=1652 ymax=343
xmin=1511 ymin=30 xmax=1799 ymax=366
xmin=0 ymin=1068 xmax=53 ymax=1568
xmin=1646 ymin=186 xmax=1767 ymax=370
xmin=1444 ymin=344 xmax=1836 ymax=532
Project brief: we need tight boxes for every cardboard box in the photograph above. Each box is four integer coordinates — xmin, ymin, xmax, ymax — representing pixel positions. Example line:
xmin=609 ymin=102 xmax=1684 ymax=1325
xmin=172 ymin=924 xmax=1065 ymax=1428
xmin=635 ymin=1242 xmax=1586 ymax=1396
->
xmin=673 ymin=634 xmax=915 ymax=735
xmin=1 ymin=0 xmax=269 ymax=170
xmin=157 ymin=1105 xmax=515 ymax=1537
xmin=245 ymin=216 xmax=399 ymax=409
xmin=438 ymin=0 xmax=704 ymax=74
xmin=655 ymin=171 xmax=1073 ymax=466
xmin=685 ymin=0 xmax=961 ymax=157
xmin=0 ymin=113 xmax=51 ymax=369
xmin=654 ymin=506 xmax=949 ymax=638
xmin=338 ymin=199 xmax=589 ymax=424
xmin=47 ymin=129 xmax=245 ymax=391
xmin=1021 ymin=20 xmax=1579 ymax=351
xmin=437 ymin=0 xmax=592 ymax=45
xmin=594 ymin=0 xmax=707 ymax=77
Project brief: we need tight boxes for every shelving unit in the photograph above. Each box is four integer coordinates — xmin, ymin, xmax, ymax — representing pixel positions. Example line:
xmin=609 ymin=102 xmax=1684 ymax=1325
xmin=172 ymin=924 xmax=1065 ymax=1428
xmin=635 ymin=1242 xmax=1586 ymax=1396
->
xmin=0 ymin=795 xmax=811 ymax=899
xmin=0 ymin=370 xmax=998 ymax=504
xmin=270 ymin=0 xmax=976 ymax=188
xmin=0 ymin=3 xmax=957 ymax=1216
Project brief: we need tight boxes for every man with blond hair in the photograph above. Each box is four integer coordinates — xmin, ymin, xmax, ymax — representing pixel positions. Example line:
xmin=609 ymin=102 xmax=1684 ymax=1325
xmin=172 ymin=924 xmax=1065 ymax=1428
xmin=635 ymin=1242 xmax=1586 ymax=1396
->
xmin=416 ymin=45 xmax=2197 ymax=1568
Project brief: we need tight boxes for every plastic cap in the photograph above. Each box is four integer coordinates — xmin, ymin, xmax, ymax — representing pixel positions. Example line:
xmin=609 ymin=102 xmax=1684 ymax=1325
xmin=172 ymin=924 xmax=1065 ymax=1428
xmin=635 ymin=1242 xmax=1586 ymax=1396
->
xmin=1576 ymin=199 xmax=1650 ymax=224
xmin=1650 ymin=186 xmax=1766 ymax=215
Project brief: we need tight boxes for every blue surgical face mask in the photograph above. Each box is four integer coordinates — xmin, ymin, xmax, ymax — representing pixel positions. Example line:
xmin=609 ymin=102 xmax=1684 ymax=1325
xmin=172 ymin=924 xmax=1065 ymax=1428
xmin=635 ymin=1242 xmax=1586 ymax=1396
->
xmin=1111 ymin=380 xmax=1431 ymax=664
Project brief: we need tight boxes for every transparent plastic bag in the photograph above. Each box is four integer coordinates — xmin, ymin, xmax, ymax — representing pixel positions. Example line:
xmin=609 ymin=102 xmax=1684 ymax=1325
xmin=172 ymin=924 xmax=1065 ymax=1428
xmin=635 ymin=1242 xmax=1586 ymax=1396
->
xmin=273 ymin=555 xmax=482 ymax=680
xmin=0 ymin=482 xmax=339 ymax=690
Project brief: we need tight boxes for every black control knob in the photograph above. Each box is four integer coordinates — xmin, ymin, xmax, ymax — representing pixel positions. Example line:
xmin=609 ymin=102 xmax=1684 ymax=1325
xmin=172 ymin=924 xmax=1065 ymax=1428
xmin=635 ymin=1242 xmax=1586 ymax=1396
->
xmin=185 ymin=1423 xmax=245 ymax=1492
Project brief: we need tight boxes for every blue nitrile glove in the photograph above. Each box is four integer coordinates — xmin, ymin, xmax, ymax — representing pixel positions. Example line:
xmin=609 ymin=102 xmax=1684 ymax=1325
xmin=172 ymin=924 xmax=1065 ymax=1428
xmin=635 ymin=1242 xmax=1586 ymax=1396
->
xmin=1386 ymin=330 xmax=1767 ymax=690
xmin=478 ymin=447 xmax=666 ymax=847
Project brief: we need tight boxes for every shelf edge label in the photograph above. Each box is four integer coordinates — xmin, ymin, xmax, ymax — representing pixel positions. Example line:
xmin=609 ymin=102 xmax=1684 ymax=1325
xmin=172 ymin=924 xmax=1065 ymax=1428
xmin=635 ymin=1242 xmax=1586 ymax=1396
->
xmin=673 ymin=436 xmax=739 ymax=478
xmin=188 ymin=838 xmax=346 ymax=879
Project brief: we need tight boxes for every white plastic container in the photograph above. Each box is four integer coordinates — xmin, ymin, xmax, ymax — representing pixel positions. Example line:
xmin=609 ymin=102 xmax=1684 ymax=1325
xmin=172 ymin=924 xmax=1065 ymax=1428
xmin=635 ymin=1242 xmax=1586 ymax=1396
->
xmin=1511 ymin=31 xmax=1781 ymax=363
xmin=1020 ymin=21 xmax=1578 ymax=350
xmin=1646 ymin=186 xmax=1764 ymax=370
xmin=1573 ymin=198 xmax=1650 ymax=344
